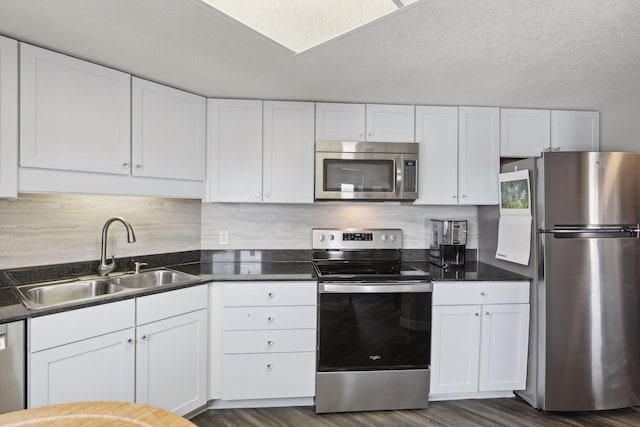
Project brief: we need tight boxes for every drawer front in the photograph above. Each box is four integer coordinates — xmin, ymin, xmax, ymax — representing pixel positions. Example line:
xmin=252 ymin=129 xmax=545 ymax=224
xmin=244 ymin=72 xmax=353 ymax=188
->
xmin=137 ymin=285 xmax=208 ymax=325
xmin=30 ymin=299 xmax=135 ymax=352
xmin=223 ymin=306 xmax=316 ymax=330
xmin=221 ymin=352 xmax=315 ymax=400
xmin=222 ymin=281 xmax=317 ymax=307
xmin=433 ymin=281 xmax=530 ymax=305
xmin=222 ymin=329 xmax=316 ymax=354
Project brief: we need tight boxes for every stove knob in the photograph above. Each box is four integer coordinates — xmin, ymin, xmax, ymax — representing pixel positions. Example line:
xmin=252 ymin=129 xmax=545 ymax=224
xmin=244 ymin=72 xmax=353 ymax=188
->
xmin=390 ymin=233 xmax=396 ymax=241
xmin=329 ymin=234 xmax=335 ymax=241
xmin=319 ymin=234 xmax=325 ymax=242
xmin=381 ymin=234 xmax=387 ymax=241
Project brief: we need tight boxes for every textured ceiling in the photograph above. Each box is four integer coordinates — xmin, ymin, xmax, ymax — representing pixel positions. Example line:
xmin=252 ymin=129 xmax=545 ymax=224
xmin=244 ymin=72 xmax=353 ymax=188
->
xmin=0 ymin=0 xmax=639 ymax=110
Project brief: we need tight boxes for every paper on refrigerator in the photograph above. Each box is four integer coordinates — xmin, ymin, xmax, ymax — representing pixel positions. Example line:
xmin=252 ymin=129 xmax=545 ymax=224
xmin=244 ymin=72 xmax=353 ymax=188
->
xmin=495 ymin=169 xmax=532 ymax=265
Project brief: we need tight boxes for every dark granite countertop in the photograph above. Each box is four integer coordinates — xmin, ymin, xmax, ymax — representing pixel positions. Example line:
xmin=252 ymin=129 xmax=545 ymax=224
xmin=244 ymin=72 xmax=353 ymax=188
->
xmin=406 ymin=261 xmax=531 ymax=282
xmin=0 ymin=250 xmax=528 ymax=323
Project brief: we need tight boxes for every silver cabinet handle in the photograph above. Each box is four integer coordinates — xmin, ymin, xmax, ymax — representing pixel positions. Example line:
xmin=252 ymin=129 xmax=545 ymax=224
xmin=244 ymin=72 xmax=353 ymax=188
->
xmin=256 ymin=192 xmax=261 ymax=198
xmin=141 ymin=335 xmax=149 ymax=341
xmin=268 ymin=292 xmax=275 ymax=298
xmin=485 ymin=312 xmax=490 ymax=316
xmin=267 ymin=317 xmax=274 ymax=322
xmin=453 ymin=195 xmax=457 ymax=199
xmin=267 ymin=340 xmax=274 ymax=346
xmin=462 ymin=195 xmax=467 ymax=199
xmin=127 ymin=338 xmax=134 ymax=344
xmin=554 ymin=147 xmax=561 ymax=151
xmin=267 ymin=364 xmax=273 ymax=369
xmin=265 ymin=192 xmax=271 ymax=198
xmin=480 ymin=292 xmax=486 ymax=296
xmin=135 ymin=164 xmax=143 ymax=170
xmin=368 ymin=133 xmax=373 ymax=137
xmin=359 ymin=133 xmax=365 ymax=138
xmin=475 ymin=313 xmax=479 ymax=316
xmin=122 ymin=162 xmax=129 ymax=169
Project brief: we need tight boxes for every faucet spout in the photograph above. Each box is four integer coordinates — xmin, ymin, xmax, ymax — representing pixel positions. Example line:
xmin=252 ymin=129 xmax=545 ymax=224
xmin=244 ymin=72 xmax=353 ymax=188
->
xmin=98 ymin=216 xmax=136 ymax=276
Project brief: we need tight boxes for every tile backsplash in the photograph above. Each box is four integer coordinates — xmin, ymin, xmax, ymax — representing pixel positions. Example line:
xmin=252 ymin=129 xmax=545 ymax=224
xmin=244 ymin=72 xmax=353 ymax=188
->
xmin=201 ymin=203 xmax=478 ymax=250
xmin=0 ymin=194 xmax=201 ymax=270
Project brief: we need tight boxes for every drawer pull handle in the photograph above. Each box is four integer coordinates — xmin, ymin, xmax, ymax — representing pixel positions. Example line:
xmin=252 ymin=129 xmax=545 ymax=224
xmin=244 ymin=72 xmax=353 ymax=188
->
xmin=485 ymin=312 xmax=490 ymax=316
xmin=141 ymin=335 xmax=149 ymax=341
xmin=268 ymin=292 xmax=275 ymax=298
xmin=267 ymin=340 xmax=274 ymax=346
xmin=475 ymin=313 xmax=479 ymax=317
xmin=127 ymin=338 xmax=133 ymax=344
xmin=267 ymin=364 xmax=273 ymax=369
xmin=267 ymin=317 xmax=274 ymax=322
xmin=480 ymin=292 xmax=486 ymax=296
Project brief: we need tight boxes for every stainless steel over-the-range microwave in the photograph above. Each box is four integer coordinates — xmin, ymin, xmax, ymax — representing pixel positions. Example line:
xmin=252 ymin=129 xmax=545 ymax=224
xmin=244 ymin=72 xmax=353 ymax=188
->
xmin=315 ymin=141 xmax=419 ymax=201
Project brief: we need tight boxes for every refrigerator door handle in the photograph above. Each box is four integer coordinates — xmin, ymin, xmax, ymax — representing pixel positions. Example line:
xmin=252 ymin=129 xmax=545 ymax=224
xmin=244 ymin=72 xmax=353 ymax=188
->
xmin=550 ymin=225 xmax=640 ymax=238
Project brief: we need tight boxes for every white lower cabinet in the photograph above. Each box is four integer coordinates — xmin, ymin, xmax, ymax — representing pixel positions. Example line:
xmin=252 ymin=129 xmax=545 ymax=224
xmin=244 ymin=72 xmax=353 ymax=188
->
xmin=28 ymin=285 xmax=208 ymax=416
xmin=30 ymin=328 xmax=135 ymax=407
xmin=210 ymin=281 xmax=317 ymax=406
xmin=430 ymin=281 xmax=530 ymax=399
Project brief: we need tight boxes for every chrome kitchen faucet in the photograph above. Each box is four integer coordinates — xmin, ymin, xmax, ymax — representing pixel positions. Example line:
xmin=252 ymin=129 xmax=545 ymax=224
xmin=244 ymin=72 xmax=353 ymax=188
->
xmin=97 ymin=217 xmax=136 ymax=276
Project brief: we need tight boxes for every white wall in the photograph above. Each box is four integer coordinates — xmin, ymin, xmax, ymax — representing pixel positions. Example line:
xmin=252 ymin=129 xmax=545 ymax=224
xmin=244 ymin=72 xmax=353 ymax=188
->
xmin=599 ymin=92 xmax=640 ymax=152
xmin=201 ymin=203 xmax=478 ymax=250
xmin=0 ymin=194 xmax=201 ymax=270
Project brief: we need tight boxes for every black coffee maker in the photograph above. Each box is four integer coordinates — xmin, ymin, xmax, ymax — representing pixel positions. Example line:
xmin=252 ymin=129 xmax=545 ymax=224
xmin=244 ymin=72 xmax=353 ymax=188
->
xmin=429 ymin=219 xmax=467 ymax=268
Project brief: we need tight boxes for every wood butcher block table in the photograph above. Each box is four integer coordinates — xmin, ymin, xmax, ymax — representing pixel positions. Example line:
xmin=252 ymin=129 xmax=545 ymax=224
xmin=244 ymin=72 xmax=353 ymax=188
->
xmin=0 ymin=401 xmax=196 ymax=426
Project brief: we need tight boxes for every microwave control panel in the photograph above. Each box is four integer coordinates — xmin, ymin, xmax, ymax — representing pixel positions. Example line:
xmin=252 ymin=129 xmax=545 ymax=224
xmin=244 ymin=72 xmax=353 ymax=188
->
xmin=404 ymin=160 xmax=417 ymax=193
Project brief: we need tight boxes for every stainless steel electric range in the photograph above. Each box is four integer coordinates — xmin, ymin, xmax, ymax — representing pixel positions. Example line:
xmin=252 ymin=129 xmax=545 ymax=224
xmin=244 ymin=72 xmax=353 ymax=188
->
xmin=312 ymin=228 xmax=432 ymax=413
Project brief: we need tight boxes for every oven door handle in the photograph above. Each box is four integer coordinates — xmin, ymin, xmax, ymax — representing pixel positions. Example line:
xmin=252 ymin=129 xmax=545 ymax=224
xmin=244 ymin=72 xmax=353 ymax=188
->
xmin=319 ymin=282 xmax=433 ymax=294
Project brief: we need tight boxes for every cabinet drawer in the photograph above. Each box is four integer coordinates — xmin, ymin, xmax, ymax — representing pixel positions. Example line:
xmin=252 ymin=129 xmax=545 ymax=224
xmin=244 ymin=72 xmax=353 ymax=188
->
xmin=433 ymin=281 xmax=530 ymax=305
xmin=223 ymin=306 xmax=316 ymax=331
xmin=222 ymin=329 xmax=316 ymax=354
xmin=136 ymin=285 xmax=207 ymax=325
xmin=222 ymin=281 xmax=316 ymax=307
xmin=221 ymin=352 xmax=315 ymax=400
xmin=30 ymin=299 xmax=135 ymax=352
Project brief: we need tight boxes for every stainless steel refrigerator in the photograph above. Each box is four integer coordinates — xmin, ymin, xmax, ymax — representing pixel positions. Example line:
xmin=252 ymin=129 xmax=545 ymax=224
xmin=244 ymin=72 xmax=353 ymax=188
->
xmin=479 ymin=151 xmax=640 ymax=411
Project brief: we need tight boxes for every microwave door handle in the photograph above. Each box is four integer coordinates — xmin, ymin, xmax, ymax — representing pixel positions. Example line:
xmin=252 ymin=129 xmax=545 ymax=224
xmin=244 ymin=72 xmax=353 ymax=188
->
xmin=395 ymin=158 xmax=402 ymax=197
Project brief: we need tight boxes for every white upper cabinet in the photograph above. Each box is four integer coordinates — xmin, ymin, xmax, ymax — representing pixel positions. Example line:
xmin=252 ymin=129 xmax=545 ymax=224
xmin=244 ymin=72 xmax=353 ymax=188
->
xmin=315 ymin=102 xmax=415 ymax=142
xmin=132 ymin=77 xmax=205 ymax=181
xmin=415 ymin=106 xmax=458 ymax=205
xmin=263 ymin=101 xmax=315 ymax=203
xmin=551 ymin=110 xmax=599 ymax=152
xmin=0 ymin=36 xmax=17 ymax=198
xmin=500 ymin=109 xmax=551 ymax=157
xmin=365 ymin=104 xmax=415 ymax=142
xmin=501 ymin=109 xmax=599 ymax=157
xmin=416 ymin=106 xmax=499 ymax=205
xmin=207 ymin=99 xmax=263 ymax=202
xmin=207 ymin=99 xmax=314 ymax=204
xmin=458 ymin=106 xmax=500 ymax=205
xmin=315 ymin=103 xmax=365 ymax=141
xmin=20 ymin=43 xmax=131 ymax=175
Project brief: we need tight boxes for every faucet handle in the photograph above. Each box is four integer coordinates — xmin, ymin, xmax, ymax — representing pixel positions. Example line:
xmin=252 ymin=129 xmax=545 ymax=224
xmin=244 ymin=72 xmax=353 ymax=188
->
xmin=134 ymin=261 xmax=148 ymax=274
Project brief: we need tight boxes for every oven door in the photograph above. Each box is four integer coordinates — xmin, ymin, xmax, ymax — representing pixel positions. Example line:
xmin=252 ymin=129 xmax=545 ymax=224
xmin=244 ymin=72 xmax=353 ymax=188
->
xmin=317 ymin=282 xmax=432 ymax=372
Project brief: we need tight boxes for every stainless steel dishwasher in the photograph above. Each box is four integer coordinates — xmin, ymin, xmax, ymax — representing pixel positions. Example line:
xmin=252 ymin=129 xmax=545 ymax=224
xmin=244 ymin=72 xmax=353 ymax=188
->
xmin=0 ymin=320 xmax=25 ymax=413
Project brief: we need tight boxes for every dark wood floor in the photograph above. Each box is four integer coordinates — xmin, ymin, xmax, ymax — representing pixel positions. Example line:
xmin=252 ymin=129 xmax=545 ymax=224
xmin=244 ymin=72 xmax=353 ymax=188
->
xmin=190 ymin=398 xmax=640 ymax=426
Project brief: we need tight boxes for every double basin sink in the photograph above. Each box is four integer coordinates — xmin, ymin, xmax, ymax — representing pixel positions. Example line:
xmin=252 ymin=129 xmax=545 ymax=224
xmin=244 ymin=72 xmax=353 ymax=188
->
xmin=16 ymin=269 xmax=200 ymax=310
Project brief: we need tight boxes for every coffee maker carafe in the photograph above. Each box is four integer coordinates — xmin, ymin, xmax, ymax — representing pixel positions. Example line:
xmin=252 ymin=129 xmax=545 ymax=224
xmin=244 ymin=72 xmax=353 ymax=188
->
xmin=429 ymin=219 xmax=467 ymax=268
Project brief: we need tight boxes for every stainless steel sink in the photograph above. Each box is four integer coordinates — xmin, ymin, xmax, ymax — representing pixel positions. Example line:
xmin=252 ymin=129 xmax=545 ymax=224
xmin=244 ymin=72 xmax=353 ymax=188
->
xmin=17 ymin=279 xmax=124 ymax=309
xmin=16 ymin=268 xmax=199 ymax=310
xmin=111 ymin=269 xmax=196 ymax=289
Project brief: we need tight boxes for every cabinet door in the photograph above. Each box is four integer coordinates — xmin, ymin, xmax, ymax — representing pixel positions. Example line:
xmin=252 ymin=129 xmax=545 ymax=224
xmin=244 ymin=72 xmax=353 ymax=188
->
xmin=315 ymin=102 xmax=365 ymax=141
xmin=551 ymin=110 xmax=600 ymax=152
xmin=20 ymin=43 xmax=131 ymax=175
xmin=136 ymin=309 xmax=207 ymax=416
xmin=207 ymin=99 xmax=262 ymax=202
xmin=29 ymin=328 xmax=135 ymax=408
xmin=430 ymin=305 xmax=481 ymax=394
xmin=458 ymin=106 xmax=499 ymax=205
xmin=478 ymin=303 xmax=530 ymax=392
xmin=414 ymin=106 xmax=458 ymax=204
xmin=0 ymin=36 xmax=17 ymax=198
xmin=365 ymin=104 xmax=415 ymax=142
xmin=132 ymin=78 xmax=205 ymax=181
xmin=263 ymin=101 xmax=314 ymax=203
xmin=500 ymin=109 xmax=551 ymax=157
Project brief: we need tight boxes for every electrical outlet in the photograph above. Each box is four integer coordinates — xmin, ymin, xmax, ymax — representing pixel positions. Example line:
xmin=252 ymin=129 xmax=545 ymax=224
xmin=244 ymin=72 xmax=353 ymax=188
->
xmin=219 ymin=230 xmax=229 ymax=245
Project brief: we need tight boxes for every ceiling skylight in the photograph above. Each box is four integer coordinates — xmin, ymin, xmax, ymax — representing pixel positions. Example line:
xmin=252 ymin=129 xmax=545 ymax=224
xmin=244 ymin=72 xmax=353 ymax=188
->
xmin=200 ymin=0 xmax=419 ymax=54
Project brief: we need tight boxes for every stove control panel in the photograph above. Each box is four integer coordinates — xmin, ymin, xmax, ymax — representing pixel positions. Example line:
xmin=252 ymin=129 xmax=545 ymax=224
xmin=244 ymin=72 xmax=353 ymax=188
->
xmin=312 ymin=228 xmax=402 ymax=250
